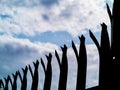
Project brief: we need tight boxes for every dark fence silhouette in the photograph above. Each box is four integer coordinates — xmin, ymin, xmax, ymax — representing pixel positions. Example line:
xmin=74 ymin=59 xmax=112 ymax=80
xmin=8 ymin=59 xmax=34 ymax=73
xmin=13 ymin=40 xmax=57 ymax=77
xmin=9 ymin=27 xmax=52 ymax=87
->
xmin=29 ymin=60 xmax=39 ymax=90
xmin=55 ymin=45 xmax=68 ymax=90
xmin=41 ymin=53 xmax=52 ymax=90
xmin=0 ymin=0 xmax=120 ymax=90
xmin=72 ymin=35 xmax=87 ymax=90
xmin=18 ymin=66 xmax=28 ymax=90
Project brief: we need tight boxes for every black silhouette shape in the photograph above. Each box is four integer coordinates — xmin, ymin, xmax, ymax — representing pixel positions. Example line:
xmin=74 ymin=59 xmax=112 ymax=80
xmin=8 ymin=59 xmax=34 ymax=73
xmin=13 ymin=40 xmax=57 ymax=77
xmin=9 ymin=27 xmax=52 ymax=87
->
xmin=72 ymin=35 xmax=87 ymax=90
xmin=55 ymin=45 xmax=68 ymax=90
xmin=0 ymin=79 xmax=4 ymax=88
xmin=99 ymin=23 xmax=111 ymax=89
xmin=9 ymin=71 xmax=19 ymax=90
xmin=18 ymin=66 xmax=28 ymax=90
xmin=41 ymin=53 xmax=52 ymax=90
xmin=111 ymin=0 xmax=120 ymax=60
xmin=89 ymin=23 xmax=111 ymax=89
xmin=1 ymin=0 xmax=120 ymax=90
xmin=106 ymin=4 xmax=112 ymax=24
xmin=107 ymin=0 xmax=120 ymax=89
xmin=29 ymin=60 xmax=39 ymax=90
xmin=4 ymin=75 xmax=11 ymax=90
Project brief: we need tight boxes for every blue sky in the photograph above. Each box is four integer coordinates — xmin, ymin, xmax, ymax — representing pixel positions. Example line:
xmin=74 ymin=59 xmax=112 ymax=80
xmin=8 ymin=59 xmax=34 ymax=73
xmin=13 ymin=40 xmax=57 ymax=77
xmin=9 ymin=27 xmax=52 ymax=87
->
xmin=0 ymin=0 xmax=113 ymax=89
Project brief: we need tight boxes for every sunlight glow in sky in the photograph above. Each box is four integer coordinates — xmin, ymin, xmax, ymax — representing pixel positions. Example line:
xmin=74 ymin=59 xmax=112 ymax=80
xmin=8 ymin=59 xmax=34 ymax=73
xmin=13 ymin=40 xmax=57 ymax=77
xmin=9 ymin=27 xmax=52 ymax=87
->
xmin=0 ymin=0 xmax=113 ymax=89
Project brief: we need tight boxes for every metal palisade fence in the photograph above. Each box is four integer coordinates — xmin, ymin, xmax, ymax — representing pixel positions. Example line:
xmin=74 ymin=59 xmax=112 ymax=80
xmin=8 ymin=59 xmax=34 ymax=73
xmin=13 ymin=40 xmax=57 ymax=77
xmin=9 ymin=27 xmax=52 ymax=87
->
xmin=0 ymin=0 xmax=120 ymax=90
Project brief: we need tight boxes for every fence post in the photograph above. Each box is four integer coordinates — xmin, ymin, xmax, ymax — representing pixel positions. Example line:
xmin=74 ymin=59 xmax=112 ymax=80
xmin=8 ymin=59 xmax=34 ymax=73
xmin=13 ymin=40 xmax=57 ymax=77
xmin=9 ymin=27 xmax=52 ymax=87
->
xmin=99 ymin=23 xmax=111 ymax=89
xmin=110 ymin=0 xmax=120 ymax=89
xmin=9 ymin=71 xmax=19 ymax=90
xmin=0 ymin=79 xmax=4 ymax=90
xmin=41 ymin=53 xmax=52 ymax=90
xmin=55 ymin=45 xmax=68 ymax=90
xmin=4 ymin=75 xmax=11 ymax=90
xmin=89 ymin=23 xmax=111 ymax=89
xmin=18 ymin=66 xmax=28 ymax=90
xmin=72 ymin=35 xmax=87 ymax=90
xmin=29 ymin=60 xmax=39 ymax=90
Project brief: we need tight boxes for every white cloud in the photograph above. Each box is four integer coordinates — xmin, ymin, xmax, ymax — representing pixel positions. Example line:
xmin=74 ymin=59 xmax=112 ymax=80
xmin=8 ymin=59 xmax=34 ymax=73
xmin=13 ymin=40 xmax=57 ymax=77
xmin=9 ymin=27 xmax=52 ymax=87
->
xmin=0 ymin=35 xmax=59 ymax=77
xmin=0 ymin=0 xmax=111 ymax=36
xmin=0 ymin=0 xmax=108 ymax=89
xmin=0 ymin=35 xmax=99 ymax=89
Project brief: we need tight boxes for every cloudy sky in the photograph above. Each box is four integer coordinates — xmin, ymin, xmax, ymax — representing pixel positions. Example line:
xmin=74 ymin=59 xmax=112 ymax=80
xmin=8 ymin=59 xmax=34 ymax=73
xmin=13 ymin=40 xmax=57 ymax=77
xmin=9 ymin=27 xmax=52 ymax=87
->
xmin=0 ymin=0 xmax=113 ymax=89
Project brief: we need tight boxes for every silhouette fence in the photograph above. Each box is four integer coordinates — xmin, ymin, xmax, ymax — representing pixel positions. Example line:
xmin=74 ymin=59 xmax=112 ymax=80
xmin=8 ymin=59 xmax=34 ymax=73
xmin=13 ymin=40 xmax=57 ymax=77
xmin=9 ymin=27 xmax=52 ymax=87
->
xmin=0 ymin=0 xmax=120 ymax=90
